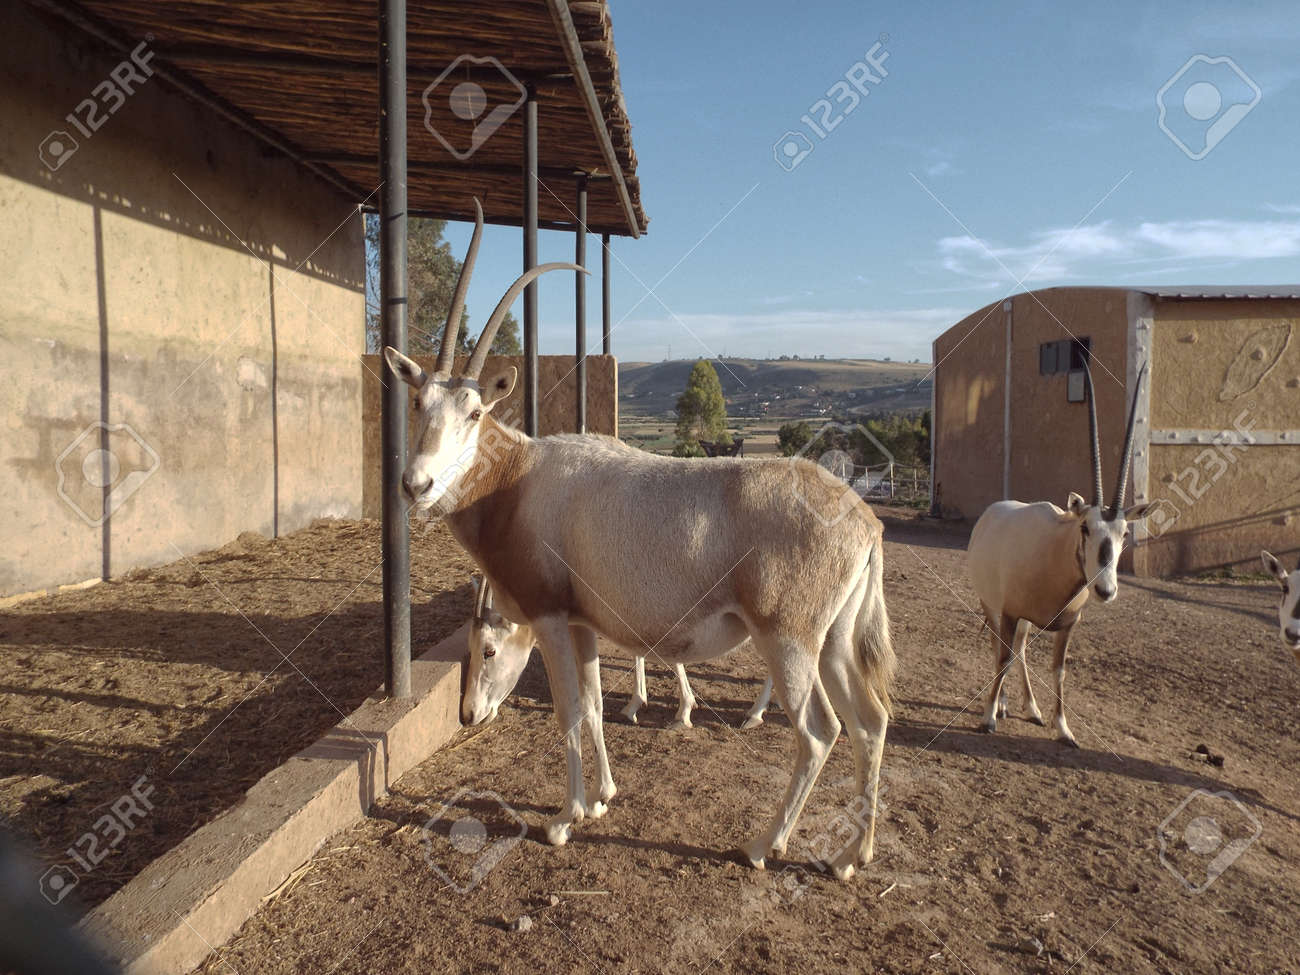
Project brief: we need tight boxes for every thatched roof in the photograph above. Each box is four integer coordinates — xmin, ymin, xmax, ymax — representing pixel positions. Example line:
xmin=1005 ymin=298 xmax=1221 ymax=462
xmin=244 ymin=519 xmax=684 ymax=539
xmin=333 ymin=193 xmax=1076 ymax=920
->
xmin=39 ymin=0 xmax=648 ymax=236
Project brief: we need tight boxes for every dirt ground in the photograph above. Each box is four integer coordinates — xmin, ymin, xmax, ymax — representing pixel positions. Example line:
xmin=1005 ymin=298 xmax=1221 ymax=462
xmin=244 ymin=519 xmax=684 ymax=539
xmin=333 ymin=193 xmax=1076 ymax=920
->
xmin=185 ymin=509 xmax=1299 ymax=975
xmin=0 ymin=517 xmax=478 ymax=913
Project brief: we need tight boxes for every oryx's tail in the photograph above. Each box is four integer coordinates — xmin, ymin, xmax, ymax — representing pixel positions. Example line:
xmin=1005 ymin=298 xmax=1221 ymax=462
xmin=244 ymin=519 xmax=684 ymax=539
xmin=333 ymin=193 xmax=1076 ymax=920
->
xmin=855 ymin=539 xmax=897 ymax=716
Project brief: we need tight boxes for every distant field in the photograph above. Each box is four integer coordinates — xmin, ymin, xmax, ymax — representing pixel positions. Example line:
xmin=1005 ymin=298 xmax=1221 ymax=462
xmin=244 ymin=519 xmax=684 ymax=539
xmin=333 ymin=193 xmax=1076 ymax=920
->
xmin=619 ymin=418 xmax=784 ymax=455
xmin=619 ymin=357 xmax=931 ymax=418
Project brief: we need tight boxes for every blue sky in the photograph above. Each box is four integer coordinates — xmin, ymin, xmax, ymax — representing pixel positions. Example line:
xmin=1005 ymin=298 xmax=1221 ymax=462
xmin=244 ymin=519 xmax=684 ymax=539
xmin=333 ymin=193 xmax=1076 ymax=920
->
xmin=443 ymin=0 xmax=1300 ymax=364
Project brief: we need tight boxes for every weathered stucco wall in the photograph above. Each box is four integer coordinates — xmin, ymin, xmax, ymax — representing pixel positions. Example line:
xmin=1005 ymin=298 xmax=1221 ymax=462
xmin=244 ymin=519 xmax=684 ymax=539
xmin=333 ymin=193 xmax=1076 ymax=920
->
xmin=1006 ymin=289 xmax=1130 ymax=508
xmin=1138 ymin=298 xmax=1300 ymax=575
xmin=933 ymin=288 xmax=1130 ymax=521
xmin=0 ymin=5 xmax=365 ymax=596
xmin=931 ymin=299 xmax=1006 ymax=519
xmin=360 ymin=355 xmax=618 ymax=519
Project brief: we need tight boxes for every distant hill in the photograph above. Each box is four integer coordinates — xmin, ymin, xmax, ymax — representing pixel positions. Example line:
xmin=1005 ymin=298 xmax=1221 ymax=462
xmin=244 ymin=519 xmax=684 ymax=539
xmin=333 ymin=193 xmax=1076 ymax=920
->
xmin=618 ymin=358 xmax=932 ymax=417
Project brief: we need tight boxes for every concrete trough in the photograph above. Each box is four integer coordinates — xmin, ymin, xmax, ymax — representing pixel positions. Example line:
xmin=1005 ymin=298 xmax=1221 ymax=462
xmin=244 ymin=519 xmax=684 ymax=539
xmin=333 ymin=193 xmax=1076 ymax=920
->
xmin=81 ymin=625 xmax=468 ymax=975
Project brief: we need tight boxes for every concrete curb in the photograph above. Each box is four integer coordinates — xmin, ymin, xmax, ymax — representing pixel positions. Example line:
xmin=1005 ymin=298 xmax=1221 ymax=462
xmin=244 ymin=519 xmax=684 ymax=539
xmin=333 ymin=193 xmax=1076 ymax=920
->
xmin=81 ymin=624 xmax=468 ymax=975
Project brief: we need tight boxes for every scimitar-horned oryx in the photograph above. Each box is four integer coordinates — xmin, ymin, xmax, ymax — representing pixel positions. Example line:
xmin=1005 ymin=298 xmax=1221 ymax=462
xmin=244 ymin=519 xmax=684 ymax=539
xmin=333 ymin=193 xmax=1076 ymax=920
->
xmin=966 ymin=361 xmax=1152 ymax=747
xmin=386 ymin=199 xmax=896 ymax=879
xmin=1261 ymin=551 xmax=1300 ymax=664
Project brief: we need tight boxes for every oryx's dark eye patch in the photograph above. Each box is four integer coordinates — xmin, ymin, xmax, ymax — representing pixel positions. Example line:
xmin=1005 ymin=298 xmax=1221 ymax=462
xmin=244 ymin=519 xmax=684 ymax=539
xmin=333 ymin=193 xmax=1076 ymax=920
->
xmin=469 ymin=409 xmax=482 ymax=422
xmin=483 ymin=647 xmax=496 ymax=658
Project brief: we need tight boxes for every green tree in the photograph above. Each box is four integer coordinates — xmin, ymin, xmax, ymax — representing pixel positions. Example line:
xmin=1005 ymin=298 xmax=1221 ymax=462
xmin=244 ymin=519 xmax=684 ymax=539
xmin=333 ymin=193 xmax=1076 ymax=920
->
xmin=673 ymin=360 xmax=731 ymax=456
xmin=364 ymin=215 xmax=521 ymax=357
xmin=777 ymin=421 xmax=814 ymax=456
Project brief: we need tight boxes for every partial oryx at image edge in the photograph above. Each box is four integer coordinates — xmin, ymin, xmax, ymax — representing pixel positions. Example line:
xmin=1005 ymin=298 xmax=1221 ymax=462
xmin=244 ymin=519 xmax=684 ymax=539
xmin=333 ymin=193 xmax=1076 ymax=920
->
xmin=389 ymin=199 xmax=895 ymax=879
xmin=967 ymin=361 xmax=1152 ymax=747
xmin=1261 ymin=550 xmax=1300 ymax=663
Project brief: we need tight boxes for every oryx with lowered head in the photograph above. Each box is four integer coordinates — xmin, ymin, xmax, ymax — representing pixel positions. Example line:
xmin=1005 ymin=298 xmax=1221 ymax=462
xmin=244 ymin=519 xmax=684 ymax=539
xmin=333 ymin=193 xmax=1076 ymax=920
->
xmin=1261 ymin=551 xmax=1300 ymax=664
xmin=967 ymin=360 xmax=1152 ymax=747
xmin=387 ymin=200 xmax=895 ymax=879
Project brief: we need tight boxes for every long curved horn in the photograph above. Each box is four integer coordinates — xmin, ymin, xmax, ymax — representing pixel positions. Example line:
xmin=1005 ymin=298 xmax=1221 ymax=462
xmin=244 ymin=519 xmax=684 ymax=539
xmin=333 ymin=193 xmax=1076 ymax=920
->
xmin=483 ymin=584 xmax=494 ymax=611
xmin=463 ymin=262 xmax=589 ymax=380
xmin=1082 ymin=357 xmax=1104 ymax=508
xmin=473 ymin=575 xmax=488 ymax=621
xmin=1109 ymin=362 xmax=1148 ymax=519
xmin=434 ymin=199 xmax=484 ymax=380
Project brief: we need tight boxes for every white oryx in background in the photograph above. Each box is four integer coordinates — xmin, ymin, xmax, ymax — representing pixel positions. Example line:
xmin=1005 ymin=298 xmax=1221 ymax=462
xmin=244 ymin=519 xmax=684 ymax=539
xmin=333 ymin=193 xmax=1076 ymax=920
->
xmin=389 ymin=199 xmax=895 ymax=879
xmin=1261 ymin=551 xmax=1300 ymax=664
xmin=624 ymin=655 xmax=774 ymax=729
xmin=967 ymin=361 xmax=1151 ymax=747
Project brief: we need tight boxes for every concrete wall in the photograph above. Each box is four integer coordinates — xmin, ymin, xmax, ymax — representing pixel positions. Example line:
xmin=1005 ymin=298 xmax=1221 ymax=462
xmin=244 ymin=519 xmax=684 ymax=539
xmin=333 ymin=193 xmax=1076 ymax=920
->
xmin=932 ymin=288 xmax=1129 ymax=521
xmin=0 ymin=5 xmax=365 ymax=596
xmin=931 ymin=298 xmax=1007 ymax=519
xmin=360 ymin=354 xmax=618 ymax=519
xmin=1137 ymin=298 xmax=1300 ymax=575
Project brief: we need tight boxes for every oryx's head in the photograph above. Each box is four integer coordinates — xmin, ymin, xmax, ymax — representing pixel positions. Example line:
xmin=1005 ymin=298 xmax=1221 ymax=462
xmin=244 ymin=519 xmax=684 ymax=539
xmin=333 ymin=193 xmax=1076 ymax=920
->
xmin=1066 ymin=361 xmax=1153 ymax=602
xmin=382 ymin=199 xmax=585 ymax=514
xmin=1261 ymin=551 xmax=1300 ymax=659
xmin=463 ymin=577 xmax=534 ymax=726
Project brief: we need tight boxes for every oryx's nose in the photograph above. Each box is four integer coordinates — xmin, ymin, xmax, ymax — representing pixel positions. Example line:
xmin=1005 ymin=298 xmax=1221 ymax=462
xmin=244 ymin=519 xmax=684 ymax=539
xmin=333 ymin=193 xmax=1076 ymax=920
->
xmin=1286 ymin=625 xmax=1300 ymax=644
xmin=1095 ymin=584 xmax=1116 ymax=602
xmin=402 ymin=471 xmax=430 ymax=501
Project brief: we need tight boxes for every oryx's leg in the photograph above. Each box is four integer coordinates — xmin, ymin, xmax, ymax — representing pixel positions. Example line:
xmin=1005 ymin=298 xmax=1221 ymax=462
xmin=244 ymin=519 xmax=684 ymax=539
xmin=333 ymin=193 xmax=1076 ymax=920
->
xmin=572 ymin=626 xmax=615 ymax=817
xmin=532 ymin=616 xmax=588 ymax=845
xmin=620 ymin=655 xmax=648 ymax=724
xmin=1012 ymin=619 xmax=1044 ymax=725
xmin=980 ymin=614 xmax=1017 ymax=733
xmin=668 ymin=663 xmax=697 ymax=729
xmin=741 ymin=676 xmax=774 ymax=729
xmin=1051 ymin=626 xmax=1079 ymax=748
xmin=818 ymin=577 xmax=888 ymax=880
xmin=740 ymin=634 xmax=840 ymax=870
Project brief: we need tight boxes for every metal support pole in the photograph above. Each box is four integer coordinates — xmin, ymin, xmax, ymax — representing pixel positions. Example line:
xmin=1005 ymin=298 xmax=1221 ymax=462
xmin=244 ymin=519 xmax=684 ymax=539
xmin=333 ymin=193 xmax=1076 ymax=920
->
xmin=522 ymin=89 xmax=539 ymax=436
xmin=601 ymin=232 xmax=611 ymax=356
xmin=575 ymin=176 xmax=588 ymax=433
xmin=378 ymin=0 xmax=410 ymax=698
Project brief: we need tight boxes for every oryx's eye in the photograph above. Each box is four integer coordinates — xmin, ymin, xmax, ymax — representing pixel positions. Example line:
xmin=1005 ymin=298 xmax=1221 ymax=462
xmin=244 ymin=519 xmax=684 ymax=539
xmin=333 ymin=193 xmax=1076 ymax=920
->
xmin=469 ymin=409 xmax=482 ymax=422
xmin=483 ymin=646 xmax=496 ymax=659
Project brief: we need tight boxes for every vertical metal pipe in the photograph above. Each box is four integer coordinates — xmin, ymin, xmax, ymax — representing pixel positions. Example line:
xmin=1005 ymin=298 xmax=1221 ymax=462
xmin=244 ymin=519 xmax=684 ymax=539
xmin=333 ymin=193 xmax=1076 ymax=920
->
xmin=575 ymin=175 xmax=588 ymax=433
xmin=378 ymin=0 xmax=411 ymax=698
xmin=601 ymin=232 xmax=611 ymax=355
xmin=522 ymin=89 xmax=539 ymax=436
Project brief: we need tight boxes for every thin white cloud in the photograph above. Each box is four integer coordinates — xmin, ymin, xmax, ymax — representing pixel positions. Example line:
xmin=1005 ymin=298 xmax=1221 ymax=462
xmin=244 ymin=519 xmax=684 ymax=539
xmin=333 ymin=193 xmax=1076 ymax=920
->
xmin=936 ymin=216 xmax=1300 ymax=284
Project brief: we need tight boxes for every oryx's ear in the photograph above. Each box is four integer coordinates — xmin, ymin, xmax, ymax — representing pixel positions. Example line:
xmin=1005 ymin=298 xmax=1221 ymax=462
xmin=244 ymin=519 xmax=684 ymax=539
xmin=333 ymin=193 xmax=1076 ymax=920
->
xmin=1123 ymin=502 xmax=1153 ymax=522
xmin=481 ymin=366 xmax=517 ymax=410
xmin=383 ymin=347 xmax=426 ymax=388
xmin=1067 ymin=492 xmax=1088 ymax=515
xmin=1262 ymin=550 xmax=1288 ymax=586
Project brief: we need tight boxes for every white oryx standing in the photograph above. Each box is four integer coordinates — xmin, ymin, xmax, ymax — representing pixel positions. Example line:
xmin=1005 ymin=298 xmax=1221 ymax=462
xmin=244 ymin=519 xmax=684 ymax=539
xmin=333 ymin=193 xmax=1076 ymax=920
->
xmin=623 ymin=655 xmax=774 ymax=729
xmin=388 ymin=200 xmax=895 ymax=878
xmin=1261 ymin=551 xmax=1300 ymax=664
xmin=967 ymin=362 xmax=1151 ymax=747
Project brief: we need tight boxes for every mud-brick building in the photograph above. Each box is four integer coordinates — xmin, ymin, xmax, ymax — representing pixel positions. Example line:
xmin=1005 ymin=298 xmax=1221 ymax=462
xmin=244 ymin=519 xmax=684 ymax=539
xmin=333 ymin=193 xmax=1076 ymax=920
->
xmin=931 ymin=286 xmax=1300 ymax=576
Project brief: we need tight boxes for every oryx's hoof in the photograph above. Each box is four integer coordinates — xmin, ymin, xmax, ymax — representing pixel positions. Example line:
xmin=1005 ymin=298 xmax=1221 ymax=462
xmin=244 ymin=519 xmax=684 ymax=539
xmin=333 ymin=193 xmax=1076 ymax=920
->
xmin=586 ymin=800 xmax=608 ymax=820
xmin=741 ymin=839 xmax=769 ymax=870
xmin=545 ymin=818 xmax=573 ymax=846
xmin=1028 ymin=711 xmax=1046 ymax=727
xmin=667 ymin=717 xmax=693 ymax=731
xmin=620 ymin=706 xmax=640 ymax=725
xmin=1059 ymin=734 xmax=1080 ymax=749
xmin=978 ymin=720 xmax=996 ymax=734
xmin=740 ymin=715 xmax=764 ymax=730
xmin=832 ymin=860 xmax=856 ymax=882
